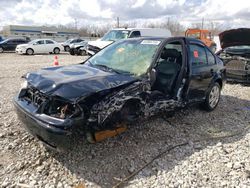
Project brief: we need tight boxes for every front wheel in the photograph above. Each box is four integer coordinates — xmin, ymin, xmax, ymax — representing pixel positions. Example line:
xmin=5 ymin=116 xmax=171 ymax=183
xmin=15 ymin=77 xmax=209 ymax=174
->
xmin=79 ymin=49 xmax=86 ymax=56
xmin=26 ymin=48 xmax=34 ymax=55
xmin=69 ymin=49 xmax=75 ymax=55
xmin=203 ymin=83 xmax=221 ymax=111
xmin=64 ymin=46 xmax=70 ymax=52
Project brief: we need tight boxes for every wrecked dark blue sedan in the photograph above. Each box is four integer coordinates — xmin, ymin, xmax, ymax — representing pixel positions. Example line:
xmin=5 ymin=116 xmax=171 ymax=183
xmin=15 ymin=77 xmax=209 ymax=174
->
xmin=14 ymin=37 xmax=226 ymax=151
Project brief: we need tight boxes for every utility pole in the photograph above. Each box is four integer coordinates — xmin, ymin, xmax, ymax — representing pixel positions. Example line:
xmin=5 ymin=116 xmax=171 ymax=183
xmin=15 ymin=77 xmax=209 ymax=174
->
xmin=201 ymin=17 xmax=204 ymax=29
xmin=117 ymin=17 xmax=119 ymax=28
xmin=74 ymin=18 xmax=78 ymax=30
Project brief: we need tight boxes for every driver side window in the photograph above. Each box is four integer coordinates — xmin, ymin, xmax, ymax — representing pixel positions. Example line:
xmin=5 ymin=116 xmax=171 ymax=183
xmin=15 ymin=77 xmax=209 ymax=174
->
xmin=129 ymin=31 xmax=141 ymax=38
xmin=35 ymin=40 xmax=44 ymax=45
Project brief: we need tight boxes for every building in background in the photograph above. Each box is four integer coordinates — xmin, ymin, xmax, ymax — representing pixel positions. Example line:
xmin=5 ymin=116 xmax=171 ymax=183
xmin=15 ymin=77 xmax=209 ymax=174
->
xmin=2 ymin=25 xmax=80 ymax=42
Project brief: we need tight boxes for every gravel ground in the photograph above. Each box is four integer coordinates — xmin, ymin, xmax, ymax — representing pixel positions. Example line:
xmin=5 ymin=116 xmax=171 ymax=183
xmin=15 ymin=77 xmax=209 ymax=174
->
xmin=0 ymin=53 xmax=249 ymax=188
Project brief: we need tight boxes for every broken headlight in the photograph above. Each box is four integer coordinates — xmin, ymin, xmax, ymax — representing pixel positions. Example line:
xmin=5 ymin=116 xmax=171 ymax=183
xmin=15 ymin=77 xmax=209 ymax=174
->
xmin=44 ymin=99 xmax=82 ymax=119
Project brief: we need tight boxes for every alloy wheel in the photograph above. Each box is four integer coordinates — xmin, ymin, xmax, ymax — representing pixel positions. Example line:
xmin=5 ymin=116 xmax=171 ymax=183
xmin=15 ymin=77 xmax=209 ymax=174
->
xmin=209 ymin=85 xmax=220 ymax=108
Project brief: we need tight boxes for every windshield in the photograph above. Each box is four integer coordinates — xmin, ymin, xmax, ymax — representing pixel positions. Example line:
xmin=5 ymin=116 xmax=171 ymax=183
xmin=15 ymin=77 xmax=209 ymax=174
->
xmin=28 ymin=40 xmax=37 ymax=44
xmin=101 ymin=30 xmax=130 ymax=41
xmin=88 ymin=39 xmax=161 ymax=76
xmin=64 ymin=39 xmax=73 ymax=43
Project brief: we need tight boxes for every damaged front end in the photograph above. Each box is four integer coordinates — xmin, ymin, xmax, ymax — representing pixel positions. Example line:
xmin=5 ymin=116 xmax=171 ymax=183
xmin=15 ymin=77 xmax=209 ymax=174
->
xmin=14 ymin=62 xmax=140 ymax=150
xmin=14 ymin=83 xmax=86 ymax=151
xmin=218 ymin=50 xmax=250 ymax=83
xmin=217 ymin=28 xmax=250 ymax=83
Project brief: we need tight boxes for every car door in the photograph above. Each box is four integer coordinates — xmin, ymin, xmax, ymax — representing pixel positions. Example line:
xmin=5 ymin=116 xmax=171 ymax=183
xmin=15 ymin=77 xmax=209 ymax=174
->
xmin=5 ymin=39 xmax=16 ymax=51
xmin=33 ymin=40 xmax=45 ymax=53
xmin=9 ymin=39 xmax=20 ymax=51
xmin=152 ymin=39 xmax=186 ymax=97
xmin=45 ymin=40 xmax=55 ymax=52
xmin=15 ymin=39 xmax=25 ymax=50
xmin=188 ymin=43 xmax=214 ymax=101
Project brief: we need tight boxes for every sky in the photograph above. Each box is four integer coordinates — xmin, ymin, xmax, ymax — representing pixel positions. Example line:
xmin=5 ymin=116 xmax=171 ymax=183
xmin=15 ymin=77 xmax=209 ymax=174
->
xmin=0 ymin=0 xmax=250 ymax=29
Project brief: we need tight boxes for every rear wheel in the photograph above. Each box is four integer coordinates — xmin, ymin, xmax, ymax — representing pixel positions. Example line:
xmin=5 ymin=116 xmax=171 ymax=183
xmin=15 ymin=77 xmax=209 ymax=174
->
xmin=203 ymin=82 xmax=221 ymax=111
xmin=26 ymin=48 xmax=34 ymax=55
xmin=53 ymin=48 xmax=60 ymax=54
xmin=0 ymin=47 xmax=3 ymax=53
xmin=80 ymin=49 xmax=86 ymax=56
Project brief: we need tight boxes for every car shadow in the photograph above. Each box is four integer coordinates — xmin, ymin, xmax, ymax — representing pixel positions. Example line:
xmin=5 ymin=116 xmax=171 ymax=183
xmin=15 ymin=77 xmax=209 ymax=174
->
xmin=51 ymin=94 xmax=250 ymax=187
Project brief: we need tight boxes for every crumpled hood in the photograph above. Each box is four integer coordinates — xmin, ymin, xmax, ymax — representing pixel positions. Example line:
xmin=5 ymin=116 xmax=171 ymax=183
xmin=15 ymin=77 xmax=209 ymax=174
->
xmin=25 ymin=63 xmax=137 ymax=101
xmin=219 ymin=28 xmax=250 ymax=49
xmin=88 ymin=40 xmax=113 ymax=49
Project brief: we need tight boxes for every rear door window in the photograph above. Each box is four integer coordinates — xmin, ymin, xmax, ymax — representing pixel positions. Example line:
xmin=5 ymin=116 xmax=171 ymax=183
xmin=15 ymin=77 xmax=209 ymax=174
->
xmin=190 ymin=44 xmax=207 ymax=66
xmin=205 ymin=48 xmax=216 ymax=65
xmin=18 ymin=39 xmax=26 ymax=44
xmin=46 ymin=40 xmax=54 ymax=44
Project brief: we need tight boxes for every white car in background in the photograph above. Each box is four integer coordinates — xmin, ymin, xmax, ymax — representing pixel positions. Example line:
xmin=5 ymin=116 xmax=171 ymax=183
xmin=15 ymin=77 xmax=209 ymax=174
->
xmin=16 ymin=39 xmax=63 ymax=55
xmin=85 ymin=28 xmax=172 ymax=56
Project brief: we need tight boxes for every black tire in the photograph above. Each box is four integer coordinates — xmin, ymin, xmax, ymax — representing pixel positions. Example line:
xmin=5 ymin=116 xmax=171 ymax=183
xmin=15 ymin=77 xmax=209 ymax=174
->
xmin=64 ymin=46 xmax=70 ymax=52
xmin=69 ymin=49 xmax=75 ymax=55
xmin=53 ymin=48 xmax=60 ymax=54
xmin=26 ymin=48 xmax=34 ymax=55
xmin=0 ymin=47 xmax=3 ymax=53
xmin=76 ymin=48 xmax=81 ymax=55
xmin=202 ymin=82 xmax=221 ymax=111
xmin=80 ymin=49 xmax=86 ymax=56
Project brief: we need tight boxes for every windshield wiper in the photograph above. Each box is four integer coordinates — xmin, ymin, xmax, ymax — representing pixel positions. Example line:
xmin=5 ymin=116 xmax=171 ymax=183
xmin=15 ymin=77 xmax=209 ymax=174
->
xmin=94 ymin=64 xmax=112 ymax=70
xmin=93 ymin=64 xmax=132 ymax=75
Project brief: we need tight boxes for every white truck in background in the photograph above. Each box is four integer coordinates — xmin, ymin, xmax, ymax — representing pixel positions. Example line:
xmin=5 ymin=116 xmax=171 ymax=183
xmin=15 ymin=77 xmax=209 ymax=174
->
xmin=81 ymin=28 xmax=172 ymax=56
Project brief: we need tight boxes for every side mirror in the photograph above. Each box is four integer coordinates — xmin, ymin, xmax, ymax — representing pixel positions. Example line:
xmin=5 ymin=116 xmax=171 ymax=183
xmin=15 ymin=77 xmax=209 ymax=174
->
xmin=150 ymin=68 xmax=156 ymax=84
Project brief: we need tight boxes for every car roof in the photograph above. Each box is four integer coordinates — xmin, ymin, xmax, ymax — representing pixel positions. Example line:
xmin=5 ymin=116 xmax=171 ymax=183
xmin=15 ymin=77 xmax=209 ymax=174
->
xmin=111 ymin=28 xmax=170 ymax=31
xmin=119 ymin=37 xmax=207 ymax=47
xmin=31 ymin=38 xmax=56 ymax=41
xmin=4 ymin=38 xmax=27 ymax=41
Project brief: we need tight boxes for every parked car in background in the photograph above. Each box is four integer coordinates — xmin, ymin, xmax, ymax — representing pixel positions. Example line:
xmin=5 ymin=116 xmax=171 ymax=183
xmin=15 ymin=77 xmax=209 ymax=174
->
xmin=16 ymin=39 xmax=63 ymax=55
xmin=217 ymin=28 xmax=250 ymax=84
xmin=69 ymin=41 xmax=88 ymax=55
xmin=14 ymin=37 xmax=225 ymax=151
xmin=85 ymin=28 xmax=172 ymax=56
xmin=0 ymin=38 xmax=29 ymax=53
xmin=61 ymin=38 xmax=84 ymax=52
